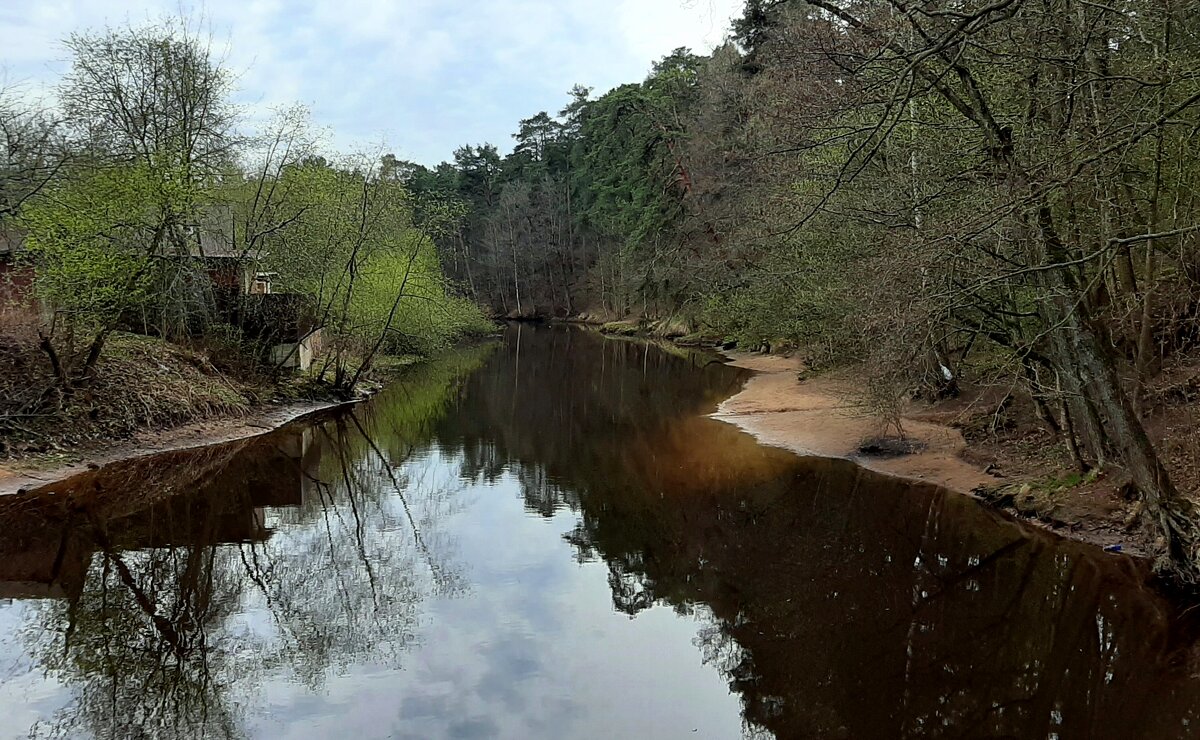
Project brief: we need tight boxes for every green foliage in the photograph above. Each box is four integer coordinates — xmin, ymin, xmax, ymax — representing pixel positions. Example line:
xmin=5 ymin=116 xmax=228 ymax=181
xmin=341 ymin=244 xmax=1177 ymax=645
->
xmin=577 ymin=50 xmax=701 ymax=253
xmin=349 ymin=237 xmax=490 ymax=356
xmin=20 ymin=165 xmax=164 ymax=332
xmin=262 ymin=157 xmax=488 ymax=383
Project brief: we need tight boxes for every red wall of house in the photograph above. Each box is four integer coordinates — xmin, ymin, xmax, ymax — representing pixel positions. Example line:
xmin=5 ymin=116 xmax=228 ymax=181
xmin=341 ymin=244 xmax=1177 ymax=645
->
xmin=0 ymin=261 xmax=34 ymax=305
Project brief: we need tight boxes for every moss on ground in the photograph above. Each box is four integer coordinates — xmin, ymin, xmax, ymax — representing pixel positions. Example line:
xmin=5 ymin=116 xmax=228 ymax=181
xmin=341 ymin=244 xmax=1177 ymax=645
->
xmin=600 ymin=320 xmax=642 ymax=336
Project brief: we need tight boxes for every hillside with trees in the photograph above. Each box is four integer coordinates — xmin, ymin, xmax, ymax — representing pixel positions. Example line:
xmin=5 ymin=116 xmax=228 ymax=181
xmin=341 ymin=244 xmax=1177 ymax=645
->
xmin=0 ymin=22 xmax=488 ymax=449
xmin=396 ymin=0 xmax=1200 ymax=581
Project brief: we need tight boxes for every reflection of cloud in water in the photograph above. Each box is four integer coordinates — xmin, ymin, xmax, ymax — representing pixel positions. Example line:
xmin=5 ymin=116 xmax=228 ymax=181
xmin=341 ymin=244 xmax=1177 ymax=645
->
xmin=244 ymin=463 xmax=739 ymax=739
xmin=0 ymin=602 xmax=73 ymax=733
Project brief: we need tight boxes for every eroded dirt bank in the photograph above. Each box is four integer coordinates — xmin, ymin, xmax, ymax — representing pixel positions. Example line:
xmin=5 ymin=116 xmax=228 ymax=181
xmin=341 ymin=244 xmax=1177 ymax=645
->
xmin=0 ymin=400 xmax=349 ymax=496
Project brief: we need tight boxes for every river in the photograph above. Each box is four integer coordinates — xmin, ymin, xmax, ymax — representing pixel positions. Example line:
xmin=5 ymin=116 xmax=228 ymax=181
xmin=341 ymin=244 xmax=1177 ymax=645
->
xmin=0 ymin=323 xmax=1198 ymax=739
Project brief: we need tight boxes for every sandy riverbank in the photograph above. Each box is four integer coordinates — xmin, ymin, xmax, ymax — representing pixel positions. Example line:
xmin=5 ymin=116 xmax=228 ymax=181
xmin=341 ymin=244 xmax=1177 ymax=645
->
xmin=713 ymin=352 xmax=999 ymax=493
xmin=711 ymin=351 xmax=1155 ymax=555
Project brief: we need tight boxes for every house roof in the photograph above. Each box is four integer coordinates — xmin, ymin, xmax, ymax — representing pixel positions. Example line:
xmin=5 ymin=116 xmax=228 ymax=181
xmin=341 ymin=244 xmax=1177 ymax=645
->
xmin=194 ymin=218 xmax=241 ymax=259
xmin=160 ymin=207 xmax=261 ymax=261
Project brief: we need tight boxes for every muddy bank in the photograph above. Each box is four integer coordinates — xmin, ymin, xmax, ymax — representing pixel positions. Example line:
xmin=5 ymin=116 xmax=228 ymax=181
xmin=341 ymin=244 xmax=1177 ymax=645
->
xmin=0 ymin=338 xmax=500 ymax=498
xmin=713 ymin=352 xmax=1147 ymax=555
xmin=0 ymin=399 xmax=353 ymax=496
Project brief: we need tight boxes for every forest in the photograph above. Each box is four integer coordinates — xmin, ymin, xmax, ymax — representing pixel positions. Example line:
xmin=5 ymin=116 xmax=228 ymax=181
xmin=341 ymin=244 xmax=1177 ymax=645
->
xmin=382 ymin=0 xmax=1200 ymax=581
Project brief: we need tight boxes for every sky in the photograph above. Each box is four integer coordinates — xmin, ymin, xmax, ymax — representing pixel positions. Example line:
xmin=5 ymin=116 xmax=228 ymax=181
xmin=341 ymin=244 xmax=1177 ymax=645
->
xmin=0 ymin=0 xmax=743 ymax=165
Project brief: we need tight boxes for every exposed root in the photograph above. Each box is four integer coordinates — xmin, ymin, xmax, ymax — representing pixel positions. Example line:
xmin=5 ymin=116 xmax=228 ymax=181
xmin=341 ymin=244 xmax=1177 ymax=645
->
xmin=1148 ymin=500 xmax=1200 ymax=588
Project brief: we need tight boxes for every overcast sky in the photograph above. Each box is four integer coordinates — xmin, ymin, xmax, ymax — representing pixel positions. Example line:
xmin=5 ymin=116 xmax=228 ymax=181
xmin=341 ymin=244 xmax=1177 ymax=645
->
xmin=0 ymin=0 xmax=742 ymax=165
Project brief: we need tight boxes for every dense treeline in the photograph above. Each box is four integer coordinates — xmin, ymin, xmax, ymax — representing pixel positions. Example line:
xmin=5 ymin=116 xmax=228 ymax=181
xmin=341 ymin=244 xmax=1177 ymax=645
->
xmin=395 ymin=53 xmax=712 ymax=321
xmin=402 ymin=0 xmax=1200 ymax=581
xmin=0 ymin=22 xmax=487 ymax=409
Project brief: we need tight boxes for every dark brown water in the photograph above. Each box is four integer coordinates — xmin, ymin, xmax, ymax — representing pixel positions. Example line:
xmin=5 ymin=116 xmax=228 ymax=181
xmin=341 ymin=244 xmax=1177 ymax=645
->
xmin=2 ymin=324 xmax=1200 ymax=739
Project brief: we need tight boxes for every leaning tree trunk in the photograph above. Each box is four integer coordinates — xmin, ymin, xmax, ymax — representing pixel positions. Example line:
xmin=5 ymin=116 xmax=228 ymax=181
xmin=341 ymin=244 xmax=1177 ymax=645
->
xmin=1034 ymin=204 xmax=1200 ymax=582
xmin=1059 ymin=301 xmax=1200 ymax=580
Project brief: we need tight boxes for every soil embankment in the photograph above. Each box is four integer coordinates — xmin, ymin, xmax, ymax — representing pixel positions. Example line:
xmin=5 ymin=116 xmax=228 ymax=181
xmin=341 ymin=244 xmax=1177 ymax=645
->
xmin=0 ymin=400 xmax=349 ymax=496
xmin=0 ymin=330 xmax=356 ymax=496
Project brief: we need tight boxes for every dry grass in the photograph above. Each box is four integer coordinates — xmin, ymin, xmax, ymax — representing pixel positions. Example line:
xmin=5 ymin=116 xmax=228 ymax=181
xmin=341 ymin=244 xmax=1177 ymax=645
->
xmin=0 ymin=330 xmax=253 ymax=456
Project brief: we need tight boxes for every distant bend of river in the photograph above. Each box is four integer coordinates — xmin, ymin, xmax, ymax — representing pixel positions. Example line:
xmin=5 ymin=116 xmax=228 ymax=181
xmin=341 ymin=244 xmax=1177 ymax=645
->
xmin=0 ymin=323 xmax=1197 ymax=739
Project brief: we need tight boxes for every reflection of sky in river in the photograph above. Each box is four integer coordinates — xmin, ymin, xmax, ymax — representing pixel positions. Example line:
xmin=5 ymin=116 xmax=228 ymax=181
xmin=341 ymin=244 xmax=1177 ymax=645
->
xmin=0 ymin=602 xmax=72 ymax=735
xmin=243 ymin=447 xmax=740 ymax=740
xmin=244 ymin=443 xmax=739 ymax=738
xmin=0 ymin=438 xmax=740 ymax=740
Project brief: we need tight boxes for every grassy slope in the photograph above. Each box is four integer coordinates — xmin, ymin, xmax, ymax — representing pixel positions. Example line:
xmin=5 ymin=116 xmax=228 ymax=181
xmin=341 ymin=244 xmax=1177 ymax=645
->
xmin=0 ymin=332 xmax=255 ymax=456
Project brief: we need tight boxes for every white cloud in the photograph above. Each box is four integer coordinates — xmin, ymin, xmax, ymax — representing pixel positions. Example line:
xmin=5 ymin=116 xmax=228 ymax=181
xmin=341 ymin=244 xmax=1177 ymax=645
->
xmin=616 ymin=0 xmax=739 ymax=65
xmin=0 ymin=0 xmax=744 ymax=164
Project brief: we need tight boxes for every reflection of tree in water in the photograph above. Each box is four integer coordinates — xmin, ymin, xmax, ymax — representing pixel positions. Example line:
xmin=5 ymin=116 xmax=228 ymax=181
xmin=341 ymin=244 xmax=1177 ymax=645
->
xmin=6 ymin=344 xmax=495 ymax=740
xmin=433 ymin=324 xmax=745 ymax=512
xmin=432 ymin=325 xmax=1200 ymax=739
xmin=581 ymin=462 xmax=1200 ymax=739
xmin=28 ymin=543 xmax=247 ymax=739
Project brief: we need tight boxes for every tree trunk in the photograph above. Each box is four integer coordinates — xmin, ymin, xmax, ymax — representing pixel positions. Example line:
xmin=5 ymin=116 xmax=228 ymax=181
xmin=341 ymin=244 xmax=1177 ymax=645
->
xmin=1036 ymin=203 xmax=1200 ymax=581
xmin=38 ymin=330 xmax=69 ymax=389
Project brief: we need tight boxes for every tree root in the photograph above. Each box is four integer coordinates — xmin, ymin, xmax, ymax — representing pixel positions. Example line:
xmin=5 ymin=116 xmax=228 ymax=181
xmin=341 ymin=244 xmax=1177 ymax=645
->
xmin=1149 ymin=500 xmax=1200 ymax=588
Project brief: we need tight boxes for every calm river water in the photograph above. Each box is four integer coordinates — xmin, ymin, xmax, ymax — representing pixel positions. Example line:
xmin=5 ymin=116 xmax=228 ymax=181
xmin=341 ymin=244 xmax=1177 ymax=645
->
xmin=1 ymin=324 xmax=1199 ymax=739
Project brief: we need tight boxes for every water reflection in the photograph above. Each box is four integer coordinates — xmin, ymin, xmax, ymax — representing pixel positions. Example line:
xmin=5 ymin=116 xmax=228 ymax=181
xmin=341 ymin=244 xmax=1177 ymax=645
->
xmin=1 ymin=347 xmax=492 ymax=739
xmin=0 ymin=325 xmax=1198 ymax=739
xmin=427 ymin=325 xmax=1200 ymax=739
